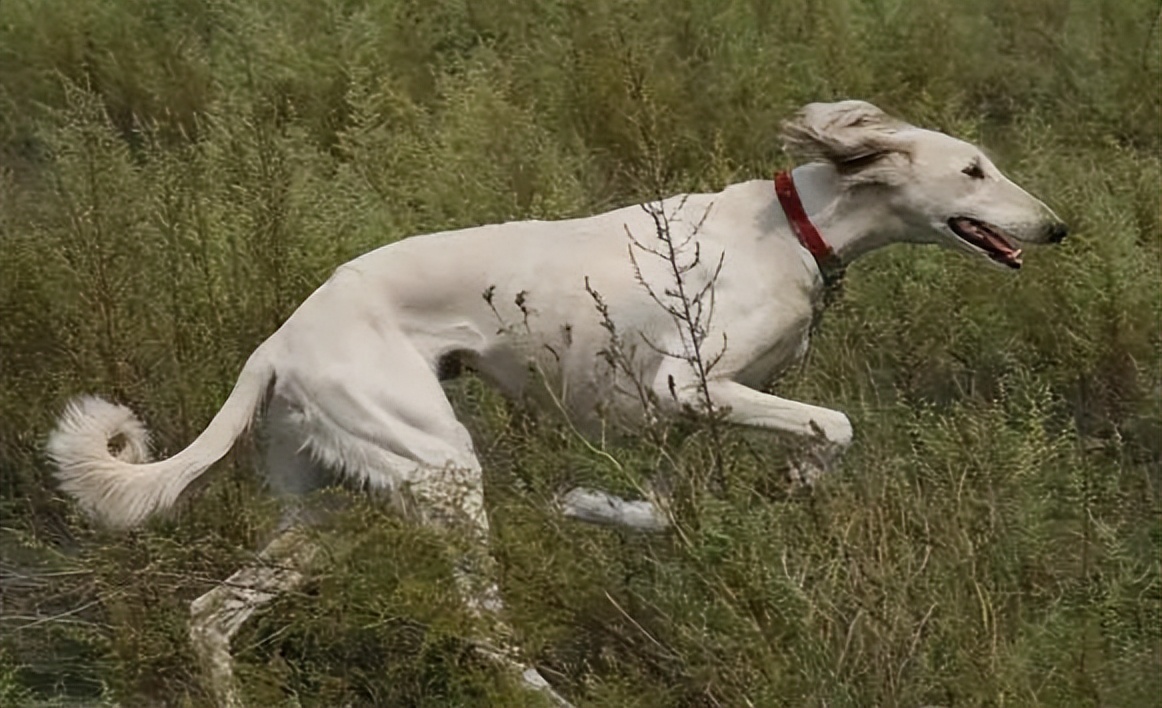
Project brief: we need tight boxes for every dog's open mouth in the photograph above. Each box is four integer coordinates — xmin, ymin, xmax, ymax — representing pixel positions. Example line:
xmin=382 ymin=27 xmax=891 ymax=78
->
xmin=948 ymin=217 xmax=1022 ymax=269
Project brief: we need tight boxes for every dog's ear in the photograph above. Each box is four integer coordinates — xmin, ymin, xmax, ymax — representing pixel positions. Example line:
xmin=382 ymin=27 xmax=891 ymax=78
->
xmin=781 ymin=100 xmax=910 ymax=181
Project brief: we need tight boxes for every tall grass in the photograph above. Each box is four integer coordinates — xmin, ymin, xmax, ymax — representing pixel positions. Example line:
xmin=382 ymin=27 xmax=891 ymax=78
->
xmin=1 ymin=0 xmax=1159 ymax=706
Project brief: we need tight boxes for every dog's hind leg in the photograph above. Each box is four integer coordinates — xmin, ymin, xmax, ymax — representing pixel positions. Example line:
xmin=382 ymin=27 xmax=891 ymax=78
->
xmin=391 ymin=426 xmax=577 ymax=706
xmin=285 ymin=325 xmax=574 ymax=706
xmin=188 ymin=420 xmax=330 ymax=708
xmin=189 ymin=522 xmax=321 ymax=708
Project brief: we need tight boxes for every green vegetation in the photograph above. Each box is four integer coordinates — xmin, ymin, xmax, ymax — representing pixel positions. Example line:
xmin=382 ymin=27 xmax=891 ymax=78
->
xmin=1 ymin=0 xmax=1159 ymax=706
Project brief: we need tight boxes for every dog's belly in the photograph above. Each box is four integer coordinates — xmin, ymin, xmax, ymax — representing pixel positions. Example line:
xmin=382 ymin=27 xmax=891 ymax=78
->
xmin=451 ymin=318 xmax=668 ymax=432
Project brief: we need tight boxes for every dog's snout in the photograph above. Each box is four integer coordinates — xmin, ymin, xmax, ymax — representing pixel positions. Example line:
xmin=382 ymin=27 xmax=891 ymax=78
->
xmin=1046 ymin=221 xmax=1069 ymax=243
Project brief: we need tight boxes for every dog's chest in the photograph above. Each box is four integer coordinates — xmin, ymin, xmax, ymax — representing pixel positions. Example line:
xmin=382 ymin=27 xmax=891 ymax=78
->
xmin=731 ymin=316 xmax=814 ymax=389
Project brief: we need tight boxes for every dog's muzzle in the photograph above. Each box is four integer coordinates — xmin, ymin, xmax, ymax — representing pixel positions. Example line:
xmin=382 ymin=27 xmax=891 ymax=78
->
xmin=1046 ymin=221 xmax=1069 ymax=243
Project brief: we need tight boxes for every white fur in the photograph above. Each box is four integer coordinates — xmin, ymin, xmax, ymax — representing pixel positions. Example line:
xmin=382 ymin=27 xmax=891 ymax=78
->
xmin=46 ymin=101 xmax=1065 ymax=705
xmin=49 ymin=347 xmax=273 ymax=528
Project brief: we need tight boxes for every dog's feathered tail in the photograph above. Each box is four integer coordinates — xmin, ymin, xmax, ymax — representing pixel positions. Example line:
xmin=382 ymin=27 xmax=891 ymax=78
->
xmin=48 ymin=345 xmax=275 ymax=529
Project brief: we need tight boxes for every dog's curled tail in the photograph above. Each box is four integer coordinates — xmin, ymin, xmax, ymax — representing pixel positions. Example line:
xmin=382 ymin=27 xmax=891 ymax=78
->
xmin=48 ymin=346 xmax=275 ymax=529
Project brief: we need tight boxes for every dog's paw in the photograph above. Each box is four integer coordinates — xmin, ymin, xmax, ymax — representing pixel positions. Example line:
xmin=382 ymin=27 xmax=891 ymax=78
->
xmin=809 ymin=410 xmax=853 ymax=449
xmin=788 ymin=457 xmax=826 ymax=488
xmin=787 ymin=438 xmax=846 ymax=488
xmin=557 ymin=487 xmax=670 ymax=532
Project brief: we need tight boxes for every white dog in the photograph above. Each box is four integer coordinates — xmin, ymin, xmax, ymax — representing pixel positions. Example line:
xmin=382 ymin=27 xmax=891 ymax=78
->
xmin=47 ymin=100 xmax=1066 ymax=707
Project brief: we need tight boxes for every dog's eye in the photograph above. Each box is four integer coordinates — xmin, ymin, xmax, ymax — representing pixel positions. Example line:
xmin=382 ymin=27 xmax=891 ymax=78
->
xmin=962 ymin=162 xmax=985 ymax=179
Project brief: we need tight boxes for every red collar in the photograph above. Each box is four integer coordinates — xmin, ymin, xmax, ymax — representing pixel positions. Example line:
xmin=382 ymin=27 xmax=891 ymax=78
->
xmin=774 ymin=170 xmax=840 ymax=273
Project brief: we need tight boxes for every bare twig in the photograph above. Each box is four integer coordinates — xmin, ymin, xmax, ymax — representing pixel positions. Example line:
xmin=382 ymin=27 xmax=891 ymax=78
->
xmin=621 ymin=198 xmax=730 ymax=492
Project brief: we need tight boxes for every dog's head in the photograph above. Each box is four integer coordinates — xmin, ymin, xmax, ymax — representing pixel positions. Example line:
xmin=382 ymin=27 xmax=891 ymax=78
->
xmin=782 ymin=100 xmax=1067 ymax=268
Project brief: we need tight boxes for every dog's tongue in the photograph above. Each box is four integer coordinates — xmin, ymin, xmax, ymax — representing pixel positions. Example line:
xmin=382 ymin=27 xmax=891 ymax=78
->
xmin=954 ymin=217 xmax=1023 ymax=267
xmin=981 ymin=229 xmax=1021 ymax=263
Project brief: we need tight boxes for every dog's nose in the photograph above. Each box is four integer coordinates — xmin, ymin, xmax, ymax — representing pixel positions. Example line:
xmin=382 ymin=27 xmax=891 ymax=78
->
xmin=1046 ymin=222 xmax=1069 ymax=243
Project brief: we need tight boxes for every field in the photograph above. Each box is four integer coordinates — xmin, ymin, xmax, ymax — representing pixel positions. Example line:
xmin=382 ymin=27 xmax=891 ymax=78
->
xmin=1 ymin=0 xmax=1160 ymax=706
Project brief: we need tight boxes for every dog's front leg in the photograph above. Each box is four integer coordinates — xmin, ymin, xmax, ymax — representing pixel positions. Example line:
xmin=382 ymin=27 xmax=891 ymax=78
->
xmin=558 ymin=378 xmax=854 ymax=531
xmin=702 ymin=379 xmax=852 ymax=448
xmin=700 ymin=379 xmax=852 ymax=484
xmin=558 ymin=382 xmax=852 ymax=531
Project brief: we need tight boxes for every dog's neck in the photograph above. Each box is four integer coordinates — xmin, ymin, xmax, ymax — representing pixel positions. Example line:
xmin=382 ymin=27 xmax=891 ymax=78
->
xmin=787 ymin=162 xmax=900 ymax=265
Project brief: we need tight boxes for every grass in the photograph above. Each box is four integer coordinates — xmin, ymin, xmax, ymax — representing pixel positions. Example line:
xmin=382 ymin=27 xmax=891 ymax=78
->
xmin=1 ymin=0 xmax=1159 ymax=706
